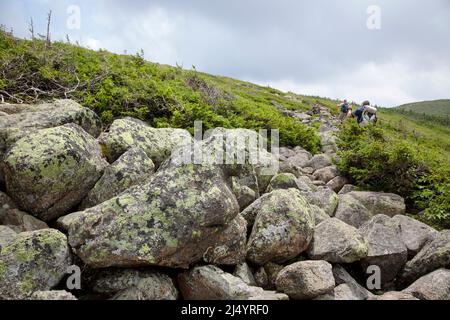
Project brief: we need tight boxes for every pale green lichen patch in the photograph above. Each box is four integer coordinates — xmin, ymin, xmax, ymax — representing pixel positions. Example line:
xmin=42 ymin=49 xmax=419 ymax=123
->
xmin=3 ymin=123 xmax=107 ymax=221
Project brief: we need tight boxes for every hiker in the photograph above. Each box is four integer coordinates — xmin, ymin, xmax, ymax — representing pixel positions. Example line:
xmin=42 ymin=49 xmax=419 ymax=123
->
xmin=337 ymin=100 xmax=350 ymax=122
xmin=354 ymin=100 xmax=377 ymax=126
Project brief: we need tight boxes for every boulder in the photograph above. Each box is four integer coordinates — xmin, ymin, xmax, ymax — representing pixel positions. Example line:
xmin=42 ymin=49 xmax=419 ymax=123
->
xmin=313 ymin=166 xmax=339 ymax=183
xmin=332 ymin=265 xmax=374 ymax=299
xmin=100 ymin=117 xmax=191 ymax=166
xmin=326 ymin=176 xmax=349 ymax=193
xmin=338 ymin=184 xmax=357 ymax=195
xmin=178 ymin=265 xmax=288 ymax=300
xmin=233 ymin=263 xmax=256 ymax=286
xmin=354 ymin=192 xmax=406 ymax=216
xmin=369 ymin=292 xmax=419 ymax=300
xmin=203 ymin=214 xmax=247 ymax=266
xmin=279 ymin=153 xmax=311 ymax=177
xmin=315 ymin=283 xmax=368 ymax=300
xmin=0 ymin=209 xmax=48 ymax=232
xmin=306 ymin=154 xmax=332 ymax=171
xmin=29 ymin=290 xmax=77 ymax=300
xmin=279 ymin=147 xmax=296 ymax=159
xmin=0 ymin=99 xmax=101 ymax=154
xmin=79 ymin=147 xmax=155 ymax=209
xmin=276 ymin=261 xmax=335 ymax=300
xmin=398 ymin=230 xmax=450 ymax=286
xmin=3 ymin=124 xmax=107 ymax=221
xmin=392 ymin=215 xmax=438 ymax=258
xmin=402 ymin=269 xmax=450 ymax=300
xmin=168 ymin=127 xmax=277 ymax=195
xmin=308 ymin=218 xmax=368 ymax=263
xmin=67 ymin=163 xmax=239 ymax=268
xmin=311 ymin=205 xmax=330 ymax=226
xmin=266 ymin=173 xmax=298 ymax=192
xmin=0 ymin=225 xmax=17 ymax=248
xmin=246 ymin=189 xmax=315 ymax=265
xmin=91 ymin=269 xmax=178 ymax=300
xmin=334 ymin=194 xmax=372 ymax=228
xmin=230 ymin=169 xmax=259 ymax=211
xmin=335 ymin=191 xmax=406 ymax=228
xmin=55 ymin=211 xmax=84 ymax=233
xmin=302 ymin=186 xmax=339 ymax=216
xmin=360 ymin=215 xmax=408 ymax=286
xmin=0 ymin=229 xmax=72 ymax=299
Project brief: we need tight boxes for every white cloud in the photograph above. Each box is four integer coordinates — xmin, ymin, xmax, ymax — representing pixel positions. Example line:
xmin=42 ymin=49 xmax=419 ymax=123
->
xmin=254 ymin=59 xmax=450 ymax=107
xmin=85 ymin=37 xmax=102 ymax=50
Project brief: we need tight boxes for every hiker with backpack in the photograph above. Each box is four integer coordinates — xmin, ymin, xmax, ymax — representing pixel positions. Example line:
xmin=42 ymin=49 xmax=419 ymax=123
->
xmin=353 ymin=100 xmax=377 ymax=126
xmin=337 ymin=100 xmax=350 ymax=122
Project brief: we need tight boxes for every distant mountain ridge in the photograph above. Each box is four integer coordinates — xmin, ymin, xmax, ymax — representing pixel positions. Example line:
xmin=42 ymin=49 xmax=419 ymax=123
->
xmin=395 ymin=99 xmax=450 ymax=118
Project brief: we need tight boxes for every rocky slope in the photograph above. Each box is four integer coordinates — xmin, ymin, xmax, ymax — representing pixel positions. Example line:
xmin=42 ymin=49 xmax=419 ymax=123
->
xmin=0 ymin=99 xmax=449 ymax=300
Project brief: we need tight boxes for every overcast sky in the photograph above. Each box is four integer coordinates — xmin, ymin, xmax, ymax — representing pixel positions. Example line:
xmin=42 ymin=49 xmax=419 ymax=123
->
xmin=1 ymin=0 xmax=449 ymax=107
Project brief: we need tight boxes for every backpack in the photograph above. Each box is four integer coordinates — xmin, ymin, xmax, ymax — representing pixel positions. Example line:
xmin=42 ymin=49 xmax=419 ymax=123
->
xmin=340 ymin=103 xmax=349 ymax=113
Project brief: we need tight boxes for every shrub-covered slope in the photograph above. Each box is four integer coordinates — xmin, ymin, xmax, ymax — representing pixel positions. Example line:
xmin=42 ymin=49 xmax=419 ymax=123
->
xmin=0 ymin=29 xmax=332 ymax=152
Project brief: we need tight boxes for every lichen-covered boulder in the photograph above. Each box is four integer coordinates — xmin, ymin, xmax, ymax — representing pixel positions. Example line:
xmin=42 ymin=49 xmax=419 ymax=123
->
xmin=335 ymin=191 xmax=406 ymax=228
xmin=246 ymin=189 xmax=315 ymax=265
xmin=79 ymin=147 xmax=155 ymax=209
xmin=203 ymin=214 xmax=247 ymax=266
xmin=265 ymin=173 xmax=299 ymax=193
xmin=402 ymin=269 xmax=450 ymax=300
xmin=100 ymin=117 xmax=191 ymax=166
xmin=178 ymin=265 xmax=288 ymax=300
xmin=308 ymin=218 xmax=368 ymax=263
xmin=311 ymin=205 xmax=330 ymax=225
xmin=90 ymin=269 xmax=178 ymax=300
xmin=55 ymin=211 xmax=84 ymax=233
xmin=276 ymin=261 xmax=335 ymax=300
xmin=392 ymin=215 xmax=438 ymax=258
xmin=67 ymin=163 xmax=239 ymax=268
xmin=398 ymin=231 xmax=450 ymax=286
xmin=3 ymin=124 xmax=107 ymax=221
xmin=0 ymin=209 xmax=48 ymax=232
xmin=360 ymin=215 xmax=407 ymax=286
xmin=29 ymin=290 xmax=77 ymax=300
xmin=0 ymin=229 xmax=72 ymax=299
xmin=0 ymin=99 xmax=102 ymax=155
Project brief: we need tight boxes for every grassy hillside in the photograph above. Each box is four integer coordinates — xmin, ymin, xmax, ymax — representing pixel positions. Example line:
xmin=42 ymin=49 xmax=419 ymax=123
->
xmin=396 ymin=99 xmax=450 ymax=117
xmin=0 ymin=28 xmax=341 ymax=153
xmin=393 ymin=100 xmax=450 ymax=127
xmin=337 ymin=108 xmax=450 ymax=228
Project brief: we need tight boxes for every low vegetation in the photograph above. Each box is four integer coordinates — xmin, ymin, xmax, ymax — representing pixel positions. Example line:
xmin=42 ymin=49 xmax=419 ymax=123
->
xmin=0 ymin=28 xmax=322 ymax=152
xmin=337 ymin=116 xmax=450 ymax=229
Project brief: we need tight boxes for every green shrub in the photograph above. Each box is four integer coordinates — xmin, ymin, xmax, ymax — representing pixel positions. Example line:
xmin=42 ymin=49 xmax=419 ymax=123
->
xmin=337 ymin=121 xmax=450 ymax=228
